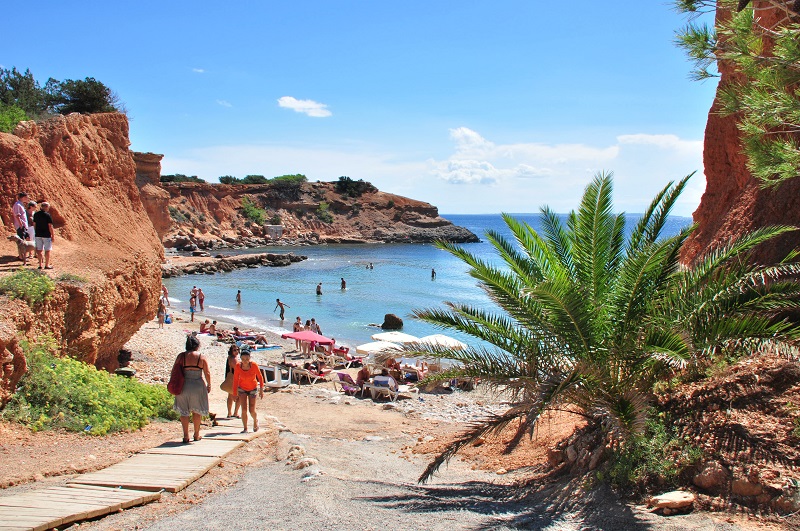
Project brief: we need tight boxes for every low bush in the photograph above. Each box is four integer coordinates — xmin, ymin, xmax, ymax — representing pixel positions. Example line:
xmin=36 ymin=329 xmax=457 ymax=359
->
xmin=1 ymin=338 xmax=177 ymax=435
xmin=0 ymin=103 xmax=27 ymax=133
xmin=270 ymin=214 xmax=282 ymax=225
xmin=168 ymin=206 xmax=188 ymax=223
xmin=316 ymin=202 xmax=334 ymax=223
xmin=600 ymin=414 xmax=702 ymax=493
xmin=241 ymin=196 xmax=265 ymax=225
xmin=335 ymin=176 xmax=376 ymax=197
xmin=56 ymin=273 xmax=87 ymax=283
xmin=160 ymin=174 xmax=206 ymax=183
xmin=0 ymin=269 xmax=55 ymax=306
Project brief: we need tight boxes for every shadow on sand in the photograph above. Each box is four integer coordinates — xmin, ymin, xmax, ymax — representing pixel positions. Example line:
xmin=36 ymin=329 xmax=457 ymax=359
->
xmin=360 ymin=472 xmax=656 ymax=530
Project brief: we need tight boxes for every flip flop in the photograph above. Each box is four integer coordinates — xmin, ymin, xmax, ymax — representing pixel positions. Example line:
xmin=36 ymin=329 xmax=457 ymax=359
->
xmin=44 ymin=266 xmax=53 ymax=269
xmin=253 ymin=423 xmax=259 ymax=432
xmin=241 ymin=429 xmax=249 ymax=433
xmin=194 ymin=435 xmax=202 ymax=441
xmin=182 ymin=438 xmax=190 ymax=444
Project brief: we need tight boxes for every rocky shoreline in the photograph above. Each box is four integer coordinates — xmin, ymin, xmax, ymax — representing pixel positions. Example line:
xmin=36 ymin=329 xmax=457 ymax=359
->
xmin=161 ymin=251 xmax=307 ymax=278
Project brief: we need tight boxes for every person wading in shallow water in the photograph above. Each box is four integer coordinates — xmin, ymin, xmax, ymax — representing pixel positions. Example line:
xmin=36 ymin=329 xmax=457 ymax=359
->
xmin=316 ymin=282 xmax=322 ymax=296
xmin=341 ymin=277 xmax=346 ymax=290
xmin=274 ymin=298 xmax=290 ymax=320
xmin=236 ymin=290 xmax=242 ymax=304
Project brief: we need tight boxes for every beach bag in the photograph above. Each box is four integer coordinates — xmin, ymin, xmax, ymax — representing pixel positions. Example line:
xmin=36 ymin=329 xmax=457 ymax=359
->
xmin=164 ymin=314 xmax=172 ymax=324
xmin=167 ymin=352 xmax=186 ymax=395
xmin=220 ymin=373 xmax=234 ymax=394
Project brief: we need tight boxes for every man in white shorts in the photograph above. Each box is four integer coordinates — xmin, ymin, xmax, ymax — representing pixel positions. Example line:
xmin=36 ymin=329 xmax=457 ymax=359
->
xmin=32 ymin=202 xmax=54 ymax=269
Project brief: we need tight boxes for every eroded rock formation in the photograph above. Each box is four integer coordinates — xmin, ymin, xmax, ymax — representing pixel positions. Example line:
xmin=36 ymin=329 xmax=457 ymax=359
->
xmin=0 ymin=113 xmax=163 ymax=387
xmin=681 ymin=2 xmax=800 ymax=265
xmin=149 ymin=180 xmax=478 ymax=250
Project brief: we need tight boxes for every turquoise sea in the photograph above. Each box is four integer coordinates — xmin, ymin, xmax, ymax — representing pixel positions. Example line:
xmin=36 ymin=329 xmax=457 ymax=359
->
xmin=163 ymin=214 xmax=692 ymax=349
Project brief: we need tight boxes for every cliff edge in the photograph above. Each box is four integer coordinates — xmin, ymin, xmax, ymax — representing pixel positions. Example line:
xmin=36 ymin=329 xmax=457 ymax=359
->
xmin=0 ymin=113 xmax=163 ymax=401
xmin=681 ymin=2 xmax=800 ymax=265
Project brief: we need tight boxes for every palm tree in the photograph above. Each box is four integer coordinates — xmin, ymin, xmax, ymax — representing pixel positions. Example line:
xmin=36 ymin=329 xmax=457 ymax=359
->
xmin=413 ymin=171 xmax=800 ymax=483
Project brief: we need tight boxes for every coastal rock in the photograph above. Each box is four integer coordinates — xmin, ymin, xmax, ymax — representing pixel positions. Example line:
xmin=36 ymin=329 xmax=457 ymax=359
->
xmin=693 ymin=461 xmax=730 ymax=493
xmin=0 ymin=113 xmax=163 ymax=380
xmin=381 ymin=313 xmax=404 ymax=330
xmin=648 ymin=491 xmax=695 ymax=511
xmin=156 ymin=180 xmax=479 ymax=249
xmin=681 ymin=2 xmax=800 ymax=266
xmin=161 ymin=252 xmax=307 ymax=278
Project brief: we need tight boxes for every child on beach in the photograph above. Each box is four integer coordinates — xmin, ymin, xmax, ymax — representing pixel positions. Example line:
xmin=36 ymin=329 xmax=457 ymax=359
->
xmin=189 ymin=295 xmax=197 ymax=322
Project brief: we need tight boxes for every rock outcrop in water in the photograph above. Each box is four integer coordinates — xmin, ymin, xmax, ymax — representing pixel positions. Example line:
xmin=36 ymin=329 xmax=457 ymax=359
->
xmin=681 ymin=1 xmax=800 ymax=266
xmin=0 ymin=113 xmax=164 ymax=402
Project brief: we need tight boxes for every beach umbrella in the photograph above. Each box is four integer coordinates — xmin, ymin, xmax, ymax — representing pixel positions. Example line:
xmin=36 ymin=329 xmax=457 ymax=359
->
xmin=280 ymin=330 xmax=334 ymax=345
xmin=418 ymin=334 xmax=467 ymax=350
xmin=370 ymin=331 xmax=420 ymax=344
xmin=355 ymin=340 xmax=403 ymax=356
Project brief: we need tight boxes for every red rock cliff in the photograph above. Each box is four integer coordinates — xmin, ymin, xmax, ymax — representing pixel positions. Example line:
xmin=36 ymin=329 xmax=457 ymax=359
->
xmin=158 ymin=181 xmax=478 ymax=250
xmin=681 ymin=1 xmax=800 ymax=265
xmin=0 ymin=113 xmax=164 ymax=400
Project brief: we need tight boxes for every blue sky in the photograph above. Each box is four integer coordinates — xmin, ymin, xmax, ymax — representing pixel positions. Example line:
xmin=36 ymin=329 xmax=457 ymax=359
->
xmin=4 ymin=1 xmax=717 ymax=216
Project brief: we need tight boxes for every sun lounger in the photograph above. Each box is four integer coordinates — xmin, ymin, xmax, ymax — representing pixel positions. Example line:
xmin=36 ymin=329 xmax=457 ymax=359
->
xmin=292 ymin=367 xmax=330 ymax=385
xmin=331 ymin=372 xmax=362 ymax=396
xmin=263 ymin=365 xmax=292 ymax=389
xmin=363 ymin=376 xmax=419 ymax=402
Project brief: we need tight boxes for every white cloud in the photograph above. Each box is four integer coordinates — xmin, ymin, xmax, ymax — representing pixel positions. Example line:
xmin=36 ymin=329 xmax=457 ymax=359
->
xmin=617 ymin=133 xmax=702 ymax=156
xmin=277 ymin=96 xmax=331 ymax=118
xmin=192 ymin=68 xmax=205 ymax=73
xmin=425 ymin=127 xmax=705 ymax=216
xmin=216 ymin=100 xmax=232 ymax=108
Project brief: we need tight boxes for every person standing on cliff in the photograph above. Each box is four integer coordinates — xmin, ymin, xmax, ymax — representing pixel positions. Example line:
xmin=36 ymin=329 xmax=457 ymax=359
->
xmin=316 ymin=282 xmax=322 ymax=296
xmin=12 ymin=192 xmax=29 ymax=263
xmin=197 ymin=288 xmax=205 ymax=312
xmin=32 ymin=202 xmax=54 ymax=270
xmin=236 ymin=290 xmax=242 ymax=304
xmin=274 ymin=298 xmax=289 ymax=320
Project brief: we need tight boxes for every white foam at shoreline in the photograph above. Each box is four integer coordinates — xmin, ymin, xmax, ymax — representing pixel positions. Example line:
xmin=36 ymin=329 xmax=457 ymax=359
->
xmin=207 ymin=304 xmax=234 ymax=311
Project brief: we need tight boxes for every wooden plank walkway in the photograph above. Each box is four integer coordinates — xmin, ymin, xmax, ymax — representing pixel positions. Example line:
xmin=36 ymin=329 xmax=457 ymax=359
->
xmin=0 ymin=421 xmax=269 ymax=530
xmin=0 ymin=484 xmax=161 ymax=531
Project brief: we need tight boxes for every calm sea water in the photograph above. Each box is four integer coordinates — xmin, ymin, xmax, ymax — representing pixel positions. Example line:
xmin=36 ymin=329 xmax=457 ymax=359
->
xmin=163 ymin=214 xmax=692 ymax=349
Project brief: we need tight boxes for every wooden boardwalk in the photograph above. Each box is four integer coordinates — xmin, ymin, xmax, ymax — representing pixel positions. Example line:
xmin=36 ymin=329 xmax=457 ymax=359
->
xmin=0 ymin=419 xmax=268 ymax=530
xmin=0 ymin=484 xmax=161 ymax=531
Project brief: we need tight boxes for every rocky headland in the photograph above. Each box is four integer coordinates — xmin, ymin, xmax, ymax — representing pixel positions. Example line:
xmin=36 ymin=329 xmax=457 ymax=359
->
xmin=133 ymin=156 xmax=479 ymax=251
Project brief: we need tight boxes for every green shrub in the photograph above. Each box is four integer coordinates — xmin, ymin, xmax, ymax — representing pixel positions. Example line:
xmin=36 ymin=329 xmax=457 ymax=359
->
xmin=242 ymin=175 xmax=267 ymax=184
xmin=160 ymin=174 xmax=206 ymax=183
xmin=387 ymin=199 xmax=395 ymax=208
xmin=1 ymin=339 xmax=177 ymax=435
xmin=168 ymin=205 xmax=188 ymax=223
xmin=0 ymin=103 xmax=28 ymax=133
xmin=56 ymin=273 xmax=87 ymax=283
xmin=270 ymin=214 xmax=282 ymax=225
xmin=218 ymin=175 xmax=238 ymax=185
xmin=241 ymin=196 xmax=265 ymax=225
xmin=335 ymin=176 xmax=376 ymax=197
xmin=601 ymin=414 xmax=702 ymax=493
xmin=316 ymin=202 xmax=334 ymax=223
xmin=0 ymin=269 xmax=55 ymax=306
xmin=271 ymin=174 xmax=307 ymax=183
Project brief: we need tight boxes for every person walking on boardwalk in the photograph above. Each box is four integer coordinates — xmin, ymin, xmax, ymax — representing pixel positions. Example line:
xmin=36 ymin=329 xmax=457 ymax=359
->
xmin=233 ymin=347 xmax=264 ymax=433
xmin=173 ymin=335 xmax=210 ymax=443
xmin=225 ymin=344 xmax=241 ymax=419
xmin=316 ymin=282 xmax=322 ymax=296
xmin=274 ymin=298 xmax=290 ymax=320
